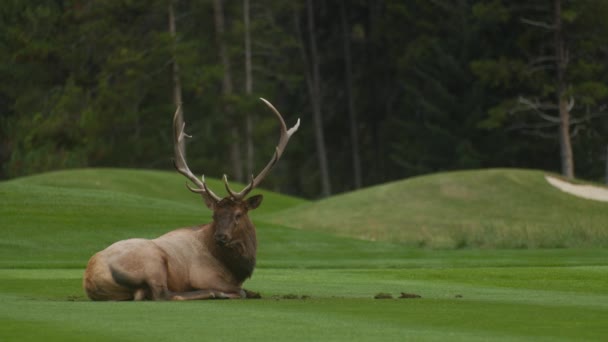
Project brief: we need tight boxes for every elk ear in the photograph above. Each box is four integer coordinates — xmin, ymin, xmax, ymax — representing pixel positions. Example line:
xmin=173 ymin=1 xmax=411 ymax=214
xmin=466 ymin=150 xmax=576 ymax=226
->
xmin=246 ymin=195 xmax=263 ymax=210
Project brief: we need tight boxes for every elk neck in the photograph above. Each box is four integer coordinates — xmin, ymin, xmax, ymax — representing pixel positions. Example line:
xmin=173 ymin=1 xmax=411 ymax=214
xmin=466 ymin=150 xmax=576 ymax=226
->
xmin=205 ymin=220 xmax=257 ymax=283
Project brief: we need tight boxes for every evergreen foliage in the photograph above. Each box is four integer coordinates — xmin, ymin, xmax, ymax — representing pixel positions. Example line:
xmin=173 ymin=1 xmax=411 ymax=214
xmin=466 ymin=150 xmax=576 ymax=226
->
xmin=1 ymin=0 xmax=607 ymax=197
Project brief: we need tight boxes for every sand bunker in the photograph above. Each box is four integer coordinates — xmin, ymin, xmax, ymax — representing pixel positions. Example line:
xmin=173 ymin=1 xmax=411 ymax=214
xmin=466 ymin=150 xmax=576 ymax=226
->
xmin=545 ymin=175 xmax=608 ymax=202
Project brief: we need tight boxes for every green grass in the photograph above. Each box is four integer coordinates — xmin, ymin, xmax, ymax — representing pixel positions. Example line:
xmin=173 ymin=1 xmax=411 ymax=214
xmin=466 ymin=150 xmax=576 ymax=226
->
xmin=1 ymin=168 xmax=607 ymax=341
xmin=1 ymin=267 xmax=607 ymax=341
xmin=266 ymin=168 xmax=608 ymax=248
xmin=0 ymin=168 xmax=305 ymax=268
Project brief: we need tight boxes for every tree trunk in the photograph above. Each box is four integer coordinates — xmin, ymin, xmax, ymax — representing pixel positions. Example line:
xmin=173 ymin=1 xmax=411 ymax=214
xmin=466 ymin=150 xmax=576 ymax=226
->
xmin=554 ymin=0 xmax=574 ymax=179
xmin=339 ymin=0 xmax=362 ymax=189
xmin=558 ymin=97 xmax=574 ymax=178
xmin=366 ymin=0 xmax=383 ymax=184
xmin=605 ymin=145 xmax=608 ymax=185
xmin=305 ymin=0 xmax=331 ymax=197
xmin=169 ymin=0 xmax=184 ymax=153
xmin=243 ymin=0 xmax=254 ymax=176
xmin=213 ymin=0 xmax=243 ymax=182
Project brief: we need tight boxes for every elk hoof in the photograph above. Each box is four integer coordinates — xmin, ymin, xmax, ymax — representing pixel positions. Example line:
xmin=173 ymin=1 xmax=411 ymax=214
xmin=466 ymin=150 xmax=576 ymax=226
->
xmin=243 ymin=289 xmax=262 ymax=299
xmin=214 ymin=292 xmax=230 ymax=299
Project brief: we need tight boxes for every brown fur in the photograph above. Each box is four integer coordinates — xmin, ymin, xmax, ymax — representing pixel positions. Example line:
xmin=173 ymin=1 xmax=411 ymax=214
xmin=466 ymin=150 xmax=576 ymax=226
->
xmin=83 ymin=195 xmax=262 ymax=301
xmin=85 ymin=98 xmax=297 ymax=301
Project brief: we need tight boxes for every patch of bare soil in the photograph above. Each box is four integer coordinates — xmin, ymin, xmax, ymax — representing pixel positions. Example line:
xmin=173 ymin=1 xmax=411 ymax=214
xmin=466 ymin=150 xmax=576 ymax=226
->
xmin=374 ymin=292 xmax=422 ymax=299
xmin=374 ymin=293 xmax=393 ymax=299
xmin=271 ymin=294 xmax=310 ymax=300
xmin=399 ymin=293 xmax=421 ymax=299
xmin=545 ymin=175 xmax=608 ymax=202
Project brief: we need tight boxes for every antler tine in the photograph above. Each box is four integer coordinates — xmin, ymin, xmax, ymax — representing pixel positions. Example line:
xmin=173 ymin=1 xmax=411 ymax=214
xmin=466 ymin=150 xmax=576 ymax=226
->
xmin=259 ymin=98 xmax=301 ymax=143
xmin=223 ymin=174 xmax=254 ymax=200
xmin=223 ymin=98 xmax=300 ymax=200
xmin=173 ymin=106 xmax=222 ymax=203
xmin=222 ymin=174 xmax=236 ymax=198
xmin=253 ymin=98 xmax=300 ymax=187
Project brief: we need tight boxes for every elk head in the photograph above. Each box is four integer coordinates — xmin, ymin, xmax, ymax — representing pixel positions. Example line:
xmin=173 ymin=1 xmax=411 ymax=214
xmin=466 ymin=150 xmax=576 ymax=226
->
xmin=210 ymin=196 xmax=262 ymax=249
xmin=173 ymin=98 xmax=299 ymax=249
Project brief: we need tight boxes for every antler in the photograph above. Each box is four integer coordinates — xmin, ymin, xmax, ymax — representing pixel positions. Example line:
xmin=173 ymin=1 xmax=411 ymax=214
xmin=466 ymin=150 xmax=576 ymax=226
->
xmin=173 ymin=106 xmax=222 ymax=203
xmin=223 ymin=98 xmax=300 ymax=200
xmin=173 ymin=98 xmax=299 ymax=202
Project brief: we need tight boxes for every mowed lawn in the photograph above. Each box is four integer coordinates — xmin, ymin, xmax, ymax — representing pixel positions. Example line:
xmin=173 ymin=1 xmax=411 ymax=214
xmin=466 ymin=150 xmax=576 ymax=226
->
xmin=1 ymin=168 xmax=607 ymax=341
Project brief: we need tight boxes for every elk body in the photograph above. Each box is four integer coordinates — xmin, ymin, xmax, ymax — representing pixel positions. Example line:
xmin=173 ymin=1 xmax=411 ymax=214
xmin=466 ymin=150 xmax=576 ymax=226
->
xmin=83 ymin=98 xmax=299 ymax=300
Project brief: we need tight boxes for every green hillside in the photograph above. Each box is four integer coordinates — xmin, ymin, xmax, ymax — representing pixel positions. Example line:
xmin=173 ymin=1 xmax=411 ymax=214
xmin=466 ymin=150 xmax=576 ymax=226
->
xmin=1 ymin=168 xmax=608 ymax=341
xmin=266 ymin=169 xmax=608 ymax=248
xmin=9 ymin=168 xmax=305 ymax=213
xmin=0 ymin=168 xmax=307 ymax=268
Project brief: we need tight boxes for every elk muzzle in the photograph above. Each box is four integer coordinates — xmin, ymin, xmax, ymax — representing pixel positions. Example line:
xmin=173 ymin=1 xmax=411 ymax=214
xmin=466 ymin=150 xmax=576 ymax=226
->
xmin=214 ymin=232 xmax=230 ymax=246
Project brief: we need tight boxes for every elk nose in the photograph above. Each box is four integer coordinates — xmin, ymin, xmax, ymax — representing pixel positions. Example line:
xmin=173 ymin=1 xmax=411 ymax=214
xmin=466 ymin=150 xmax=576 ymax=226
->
xmin=215 ymin=233 xmax=229 ymax=246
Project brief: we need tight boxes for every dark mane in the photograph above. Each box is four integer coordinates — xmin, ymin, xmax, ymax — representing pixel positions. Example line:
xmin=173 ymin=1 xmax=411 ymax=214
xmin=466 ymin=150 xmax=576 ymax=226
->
xmin=207 ymin=223 xmax=257 ymax=283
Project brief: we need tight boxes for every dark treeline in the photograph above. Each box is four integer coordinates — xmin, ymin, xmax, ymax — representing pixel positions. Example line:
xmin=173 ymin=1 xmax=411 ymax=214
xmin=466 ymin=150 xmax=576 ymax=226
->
xmin=1 ymin=0 xmax=608 ymax=198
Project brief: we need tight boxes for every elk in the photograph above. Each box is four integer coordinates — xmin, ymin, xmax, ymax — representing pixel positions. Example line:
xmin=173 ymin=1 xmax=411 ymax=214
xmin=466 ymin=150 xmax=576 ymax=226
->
xmin=83 ymin=98 xmax=299 ymax=300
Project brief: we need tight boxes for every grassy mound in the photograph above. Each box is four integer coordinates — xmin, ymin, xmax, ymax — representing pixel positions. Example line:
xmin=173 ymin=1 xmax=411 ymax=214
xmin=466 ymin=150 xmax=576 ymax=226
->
xmin=2 ymin=168 xmax=608 ymax=341
xmin=266 ymin=169 xmax=608 ymax=248
xmin=8 ymin=168 xmax=305 ymax=213
xmin=0 ymin=168 xmax=306 ymax=268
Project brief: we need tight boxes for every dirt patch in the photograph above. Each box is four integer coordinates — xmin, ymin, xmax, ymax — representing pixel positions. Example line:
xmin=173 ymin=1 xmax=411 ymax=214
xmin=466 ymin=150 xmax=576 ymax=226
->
xmin=374 ymin=292 xmax=422 ymax=299
xmin=399 ymin=293 xmax=421 ymax=299
xmin=545 ymin=175 xmax=608 ymax=202
xmin=374 ymin=293 xmax=393 ymax=299
xmin=271 ymin=294 xmax=310 ymax=300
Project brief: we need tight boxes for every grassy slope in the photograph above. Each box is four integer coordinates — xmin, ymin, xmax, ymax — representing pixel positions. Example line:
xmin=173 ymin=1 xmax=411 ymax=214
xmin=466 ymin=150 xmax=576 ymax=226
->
xmin=0 ymin=168 xmax=305 ymax=268
xmin=266 ymin=168 xmax=608 ymax=248
xmin=1 ymin=267 xmax=607 ymax=341
xmin=1 ymin=168 xmax=607 ymax=341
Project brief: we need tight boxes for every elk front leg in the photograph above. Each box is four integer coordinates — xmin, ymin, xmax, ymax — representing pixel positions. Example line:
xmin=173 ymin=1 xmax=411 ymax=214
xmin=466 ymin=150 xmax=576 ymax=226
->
xmin=242 ymin=289 xmax=261 ymax=298
xmin=170 ymin=289 xmax=245 ymax=301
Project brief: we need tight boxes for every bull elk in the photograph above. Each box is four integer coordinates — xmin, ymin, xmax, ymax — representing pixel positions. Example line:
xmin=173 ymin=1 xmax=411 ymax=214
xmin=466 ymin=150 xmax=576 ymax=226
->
xmin=83 ymin=98 xmax=299 ymax=300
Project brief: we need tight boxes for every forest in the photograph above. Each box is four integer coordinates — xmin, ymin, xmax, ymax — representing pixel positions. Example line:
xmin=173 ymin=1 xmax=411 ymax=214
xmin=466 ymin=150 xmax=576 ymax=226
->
xmin=1 ymin=0 xmax=608 ymax=198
